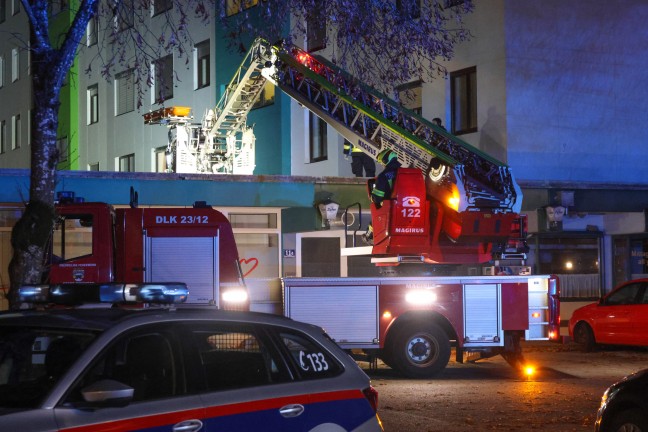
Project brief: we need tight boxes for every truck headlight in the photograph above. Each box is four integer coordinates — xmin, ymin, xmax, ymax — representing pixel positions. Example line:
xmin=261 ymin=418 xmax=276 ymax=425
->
xmin=405 ymin=290 xmax=437 ymax=305
xmin=222 ymin=287 xmax=248 ymax=304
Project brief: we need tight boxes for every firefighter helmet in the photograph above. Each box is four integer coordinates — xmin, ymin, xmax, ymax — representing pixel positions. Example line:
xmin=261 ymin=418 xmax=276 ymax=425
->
xmin=377 ymin=149 xmax=398 ymax=165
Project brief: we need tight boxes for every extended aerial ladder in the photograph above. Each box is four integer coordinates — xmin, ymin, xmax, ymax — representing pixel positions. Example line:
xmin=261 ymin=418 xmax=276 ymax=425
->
xmin=148 ymin=38 xmax=526 ymax=264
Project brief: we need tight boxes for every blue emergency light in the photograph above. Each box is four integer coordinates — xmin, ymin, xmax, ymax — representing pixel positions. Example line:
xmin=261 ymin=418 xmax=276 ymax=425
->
xmin=17 ymin=283 xmax=189 ymax=305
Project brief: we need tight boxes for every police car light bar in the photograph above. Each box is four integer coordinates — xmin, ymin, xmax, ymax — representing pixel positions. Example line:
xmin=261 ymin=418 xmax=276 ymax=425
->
xmin=17 ymin=283 xmax=189 ymax=305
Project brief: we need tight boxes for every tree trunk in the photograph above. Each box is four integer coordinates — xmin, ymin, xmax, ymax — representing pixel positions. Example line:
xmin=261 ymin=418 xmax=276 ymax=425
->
xmin=7 ymin=65 xmax=60 ymax=309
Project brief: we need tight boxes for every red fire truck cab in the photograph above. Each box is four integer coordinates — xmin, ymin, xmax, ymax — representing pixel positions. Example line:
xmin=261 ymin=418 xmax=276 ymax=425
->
xmin=47 ymin=200 xmax=248 ymax=309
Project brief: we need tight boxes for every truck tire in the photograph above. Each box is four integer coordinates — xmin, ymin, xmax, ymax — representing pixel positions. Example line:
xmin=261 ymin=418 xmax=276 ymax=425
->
xmin=390 ymin=322 xmax=450 ymax=378
xmin=573 ymin=322 xmax=597 ymax=352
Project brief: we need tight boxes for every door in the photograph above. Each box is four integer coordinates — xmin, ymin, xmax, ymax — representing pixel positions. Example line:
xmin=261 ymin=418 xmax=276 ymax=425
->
xmin=54 ymin=326 xmax=206 ymax=431
xmin=146 ymin=236 xmax=218 ymax=304
xmin=595 ymin=282 xmax=642 ymax=344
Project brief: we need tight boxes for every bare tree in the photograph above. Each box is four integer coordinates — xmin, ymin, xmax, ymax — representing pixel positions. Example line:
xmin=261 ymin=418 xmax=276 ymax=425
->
xmin=8 ymin=0 xmax=473 ymax=308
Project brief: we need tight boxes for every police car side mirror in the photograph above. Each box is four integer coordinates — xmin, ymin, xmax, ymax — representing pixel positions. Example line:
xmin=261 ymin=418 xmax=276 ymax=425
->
xmin=81 ymin=379 xmax=134 ymax=407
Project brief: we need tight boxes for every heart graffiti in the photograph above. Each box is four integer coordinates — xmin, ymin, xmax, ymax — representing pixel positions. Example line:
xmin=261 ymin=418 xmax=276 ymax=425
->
xmin=239 ymin=257 xmax=259 ymax=277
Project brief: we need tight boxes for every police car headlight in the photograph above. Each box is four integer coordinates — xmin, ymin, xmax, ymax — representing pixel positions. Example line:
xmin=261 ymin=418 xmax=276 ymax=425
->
xmin=222 ymin=287 xmax=248 ymax=304
xmin=405 ymin=290 xmax=437 ymax=305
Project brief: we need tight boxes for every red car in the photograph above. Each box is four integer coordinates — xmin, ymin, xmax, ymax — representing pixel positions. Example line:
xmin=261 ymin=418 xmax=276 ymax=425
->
xmin=569 ymin=279 xmax=648 ymax=351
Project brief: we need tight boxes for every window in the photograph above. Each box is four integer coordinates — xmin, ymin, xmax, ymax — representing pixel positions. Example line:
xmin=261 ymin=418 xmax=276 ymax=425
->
xmin=194 ymin=40 xmax=210 ymax=89
xmin=11 ymin=114 xmax=20 ymax=149
xmin=154 ymin=55 xmax=173 ymax=103
xmin=0 ymin=56 xmax=4 ymax=88
xmin=251 ymin=82 xmax=274 ymax=109
xmin=66 ymin=331 xmax=178 ymax=404
xmin=396 ymin=0 xmax=421 ymax=19
xmin=604 ymin=283 xmax=642 ymax=306
xmin=226 ymin=0 xmax=258 ymax=17
xmin=53 ymin=213 xmax=93 ymax=260
xmin=309 ymin=112 xmax=327 ymax=162
xmin=529 ymin=232 xmax=602 ymax=298
xmin=190 ymin=324 xmax=291 ymax=391
xmin=27 ymin=109 xmax=31 ymax=145
xmin=11 ymin=48 xmax=18 ymax=82
xmin=0 ymin=0 xmax=5 ymax=23
xmin=152 ymin=0 xmax=172 ymax=16
xmin=119 ymin=153 xmax=135 ymax=172
xmin=154 ymin=146 xmax=169 ymax=172
xmin=11 ymin=0 xmax=18 ymax=15
xmin=0 ymin=120 xmax=5 ymax=154
xmin=88 ymin=162 xmax=99 ymax=171
xmin=114 ymin=0 xmax=133 ymax=31
xmin=56 ymin=136 xmax=68 ymax=162
xmin=115 ymin=69 xmax=134 ymax=115
xmin=279 ymin=330 xmax=343 ymax=379
xmin=396 ymin=80 xmax=422 ymax=115
xmin=86 ymin=15 xmax=97 ymax=46
xmin=450 ymin=66 xmax=477 ymax=135
xmin=87 ymin=85 xmax=99 ymax=125
xmin=306 ymin=10 xmax=326 ymax=52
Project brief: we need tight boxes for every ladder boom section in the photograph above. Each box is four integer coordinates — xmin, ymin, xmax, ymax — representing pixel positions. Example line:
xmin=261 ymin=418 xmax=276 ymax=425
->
xmin=205 ymin=40 xmax=275 ymax=143
xmin=267 ymin=42 xmax=521 ymax=214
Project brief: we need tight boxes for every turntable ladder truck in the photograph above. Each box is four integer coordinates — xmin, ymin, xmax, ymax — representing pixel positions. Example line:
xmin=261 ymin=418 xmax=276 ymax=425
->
xmin=144 ymin=39 xmax=559 ymax=378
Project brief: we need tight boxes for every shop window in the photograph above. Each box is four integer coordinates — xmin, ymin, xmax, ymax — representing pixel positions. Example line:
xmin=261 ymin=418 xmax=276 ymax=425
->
xmin=528 ymin=233 xmax=602 ymax=298
xmin=229 ymin=213 xmax=277 ymax=229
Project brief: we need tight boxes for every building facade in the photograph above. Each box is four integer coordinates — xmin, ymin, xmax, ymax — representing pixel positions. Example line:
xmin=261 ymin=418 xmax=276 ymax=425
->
xmin=2 ymin=0 xmax=648 ymax=309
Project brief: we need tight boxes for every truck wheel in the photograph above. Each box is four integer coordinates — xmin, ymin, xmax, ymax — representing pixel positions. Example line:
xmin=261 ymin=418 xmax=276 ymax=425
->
xmin=573 ymin=322 xmax=597 ymax=352
xmin=390 ymin=323 xmax=450 ymax=378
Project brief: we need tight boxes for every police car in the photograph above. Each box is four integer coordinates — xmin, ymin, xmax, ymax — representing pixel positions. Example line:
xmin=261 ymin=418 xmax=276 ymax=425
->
xmin=0 ymin=284 xmax=382 ymax=431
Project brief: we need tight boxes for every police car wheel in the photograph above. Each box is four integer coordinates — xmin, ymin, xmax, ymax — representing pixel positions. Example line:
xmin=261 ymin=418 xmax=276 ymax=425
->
xmin=391 ymin=322 xmax=450 ymax=379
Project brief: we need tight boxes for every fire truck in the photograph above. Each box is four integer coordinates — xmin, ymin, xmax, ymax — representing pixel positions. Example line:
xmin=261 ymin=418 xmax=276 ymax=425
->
xmin=40 ymin=38 xmax=557 ymax=378
xmin=43 ymin=190 xmax=249 ymax=310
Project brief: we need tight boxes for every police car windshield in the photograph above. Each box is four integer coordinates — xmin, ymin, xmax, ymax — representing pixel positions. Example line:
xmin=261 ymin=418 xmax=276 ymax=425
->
xmin=0 ymin=327 xmax=96 ymax=410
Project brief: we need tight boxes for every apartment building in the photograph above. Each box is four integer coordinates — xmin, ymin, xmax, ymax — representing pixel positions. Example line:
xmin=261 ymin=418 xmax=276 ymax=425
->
xmin=2 ymin=0 xmax=648 ymax=300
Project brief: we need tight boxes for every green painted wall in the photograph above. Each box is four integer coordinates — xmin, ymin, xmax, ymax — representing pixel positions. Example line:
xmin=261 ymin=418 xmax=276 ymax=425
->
xmin=52 ymin=1 xmax=79 ymax=170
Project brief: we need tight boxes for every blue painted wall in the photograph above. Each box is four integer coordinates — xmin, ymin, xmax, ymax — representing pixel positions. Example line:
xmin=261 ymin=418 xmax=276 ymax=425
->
xmin=0 ymin=170 xmax=316 ymax=208
xmin=505 ymin=0 xmax=648 ymax=184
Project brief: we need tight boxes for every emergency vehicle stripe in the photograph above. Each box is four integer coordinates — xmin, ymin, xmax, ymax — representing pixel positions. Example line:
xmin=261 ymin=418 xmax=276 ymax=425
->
xmin=204 ymin=389 xmax=363 ymax=417
xmin=59 ymin=390 xmax=364 ymax=432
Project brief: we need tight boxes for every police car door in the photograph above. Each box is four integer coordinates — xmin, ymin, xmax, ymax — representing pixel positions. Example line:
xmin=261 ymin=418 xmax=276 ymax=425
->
xmin=53 ymin=326 xmax=206 ymax=432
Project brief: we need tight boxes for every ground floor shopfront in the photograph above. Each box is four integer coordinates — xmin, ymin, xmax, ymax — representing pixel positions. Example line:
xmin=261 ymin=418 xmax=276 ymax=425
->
xmin=2 ymin=169 xmax=648 ymax=311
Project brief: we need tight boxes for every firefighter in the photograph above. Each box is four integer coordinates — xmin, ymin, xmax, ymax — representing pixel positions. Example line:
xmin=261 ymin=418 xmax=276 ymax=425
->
xmin=344 ymin=140 xmax=376 ymax=177
xmin=363 ymin=149 xmax=401 ymax=244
